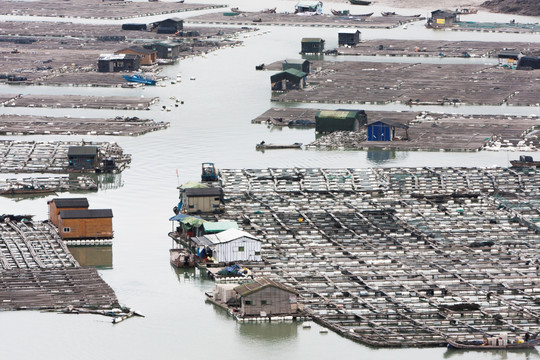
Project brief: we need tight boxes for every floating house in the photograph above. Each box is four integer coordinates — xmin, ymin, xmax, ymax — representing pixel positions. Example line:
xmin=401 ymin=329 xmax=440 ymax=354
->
xmin=181 ymin=187 xmax=223 ymax=214
xmin=301 ymin=38 xmax=325 ymax=54
xmin=192 ymin=228 xmax=262 ymax=263
xmin=233 ymin=278 xmax=299 ymax=317
xmin=315 ymin=110 xmax=367 ymax=133
xmin=295 ymin=1 xmax=323 ymax=13
xmin=48 ymin=197 xmax=89 ymax=227
xmin=67 ymin=146 xmax=98 ymax=171
xmin=428 ymin=10 xmax=458 ymax=28
xmin=367 ymin=119 xmax=409 ymax=141
xmin=151 ymin=18 xmax=184 ymax=34
xmin=271 ymin=69 xmax=307 ymax=91
xmin=282 ymin=59 xmax=311 ymax=74
xmin=338 ymin=30 xmax=361 ymax=46
xmin=121 ymin=23 xmax=147 ymax=31
xmin=97 ymin=53 xmax=140 ymax=72
xmin=58 ymin=209 xmax=113 ymax=239
xmin=144 ymin=41 xmax=182 ymax=59
xmin=115 ymin=46 xmax=157 ymax=66
xmin=498 ymin=50 xmax=523 ymax=66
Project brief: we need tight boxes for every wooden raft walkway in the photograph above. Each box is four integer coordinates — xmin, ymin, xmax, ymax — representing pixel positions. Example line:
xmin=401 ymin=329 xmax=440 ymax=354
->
xmin=205 ymin=167 xmax=540 ymax=347
xmin=0 ymin=218 xmax=121 ymax=312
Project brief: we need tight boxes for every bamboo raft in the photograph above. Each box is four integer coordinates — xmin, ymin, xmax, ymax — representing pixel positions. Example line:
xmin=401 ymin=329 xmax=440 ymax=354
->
xmin=199 ymin=167 xmax=540 ymax=347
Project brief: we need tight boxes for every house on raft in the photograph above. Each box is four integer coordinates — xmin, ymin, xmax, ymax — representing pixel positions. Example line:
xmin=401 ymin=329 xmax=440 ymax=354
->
xmin=498 ymin=50 xmax=523 ymax=67
xmin=282 ymin=59 xmax=311 ymax=74
xmin=58 ymin=209 xmax=113 ymax=239
xmin=97 ymin=53 xmax=140 ymax=72
xmin=300 ymin=38 xmax=325 ymax=54
xmin=315 ymin=110 xmax=367 ymax=133
xmin=48 ymin=197 xmax=89 ymax=226
xmin=367 ymin=119 xmax=409 ymax=141
xmin=151 ymin=18 xmax=184 ymax=34
xmin=144 ymin=41 xmax=182 ymax=59
xmin=67 ymin=146 xmax=99 ymax=171
xmin=180 ymin=187 xmax=224 ymax=214
xmin=271 ymin=69 xmax=307 ymax=91
xmin=338 ymin=30 xmax=361 ymax=46
xmin=294 ymin=1 xmax=323 ymax=13
xmin=115 ymin=46 xmax=157 ymax=66
xmin=209 ymin=277 xmax=300 ymax=319
xmin=192 ymin=228 xmax=262 ymax=263
xmin=427 ymin=10 xmax=458 ymax=28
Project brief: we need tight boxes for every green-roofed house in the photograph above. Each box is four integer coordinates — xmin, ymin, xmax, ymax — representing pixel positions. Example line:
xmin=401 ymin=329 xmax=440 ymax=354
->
xmin=270 ymin=68 xmax=307 ymax=91
xmin=315 ymin=109 xmax=367 ymax=133
xmin=282 ymin=59 xmax=311 ymax=74
xmin=301 ymin=38 xmax=325 ymax=54
xmin=203 ymin=221 xmax=239 ymax=234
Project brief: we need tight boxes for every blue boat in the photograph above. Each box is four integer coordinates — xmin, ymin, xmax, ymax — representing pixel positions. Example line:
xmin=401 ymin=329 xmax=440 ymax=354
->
xmin=123 ymin=74 xmax=156 ymax=85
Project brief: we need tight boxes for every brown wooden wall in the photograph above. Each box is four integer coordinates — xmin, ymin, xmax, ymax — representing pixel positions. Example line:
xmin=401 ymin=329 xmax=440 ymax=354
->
xmin=48 ymin=203 xmax=89 ymax=227
xmin=58 ymin=217 xmax=113 ymax=239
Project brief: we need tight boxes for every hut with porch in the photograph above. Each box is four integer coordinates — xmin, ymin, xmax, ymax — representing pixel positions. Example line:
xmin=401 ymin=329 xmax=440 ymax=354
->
xmin=271 ymin=69 xmax=307 ymax=91
xmin=301 ymin=38 xmax=325 ymax=54
xmin=48 ymin=198 xmax=89 ymax=227
xmin=192 ymin=228 xmax=262 ymax=263
xmin=97 ymin=54 xmax=140 ymax=72
xmin=67 ymin=146 xmax=98 ymax=171
xmin=115 ymin=46 xmax=157 ymax=66
xmin=233 ymin=278 xmax=299 ymax=317
xmin=367 ymin=119 xmax=409 ymax=141
xmin=338 ymin=30 xmax=361 ymax=46
xmin=58 ymin=209 xmax=113 ymax=239
xmin=315 ymin=110 xmax=367 ymax=133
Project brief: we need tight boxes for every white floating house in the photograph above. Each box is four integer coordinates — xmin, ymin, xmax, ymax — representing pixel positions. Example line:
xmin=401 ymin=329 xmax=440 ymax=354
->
xmin=194 ymin=229 xmax=262 ymax=263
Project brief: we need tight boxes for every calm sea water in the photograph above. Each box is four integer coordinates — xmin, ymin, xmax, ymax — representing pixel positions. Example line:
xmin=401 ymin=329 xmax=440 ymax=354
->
xmin=0 ymin=2 xmax=540 ymax=359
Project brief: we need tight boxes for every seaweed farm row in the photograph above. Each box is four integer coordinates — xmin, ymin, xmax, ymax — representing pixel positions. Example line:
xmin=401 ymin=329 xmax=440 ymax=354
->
xmin=209 ymin=167 xmax=540 ymax=347
xmin=0 ymin=114 xmax=168 ymax=136
xmin=188 ymin=12 xmax=424 ymax=29
xmin=0 ymin=218 xmax=120 ymax=311
xmin=0 ymin=140 xmax=130 ymax=173
xmin=272 ymin=61 xmax=540 ymax=107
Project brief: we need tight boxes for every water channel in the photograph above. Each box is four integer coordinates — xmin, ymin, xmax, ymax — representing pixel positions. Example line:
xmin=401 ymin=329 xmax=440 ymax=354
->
xmin=0 ymin=1 xmax=539 ymax=358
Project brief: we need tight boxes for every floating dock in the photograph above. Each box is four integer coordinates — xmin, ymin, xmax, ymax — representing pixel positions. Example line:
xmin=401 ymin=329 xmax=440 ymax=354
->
xmin=272 ymin=61 xmax=540 ymax=106
xmin=2 ymin=95 xmax=158 ymax=110
xmin=0 ymin=175 xmax=97 ymax=195
xmin=199 ymin=167 xmax=540 ymax=347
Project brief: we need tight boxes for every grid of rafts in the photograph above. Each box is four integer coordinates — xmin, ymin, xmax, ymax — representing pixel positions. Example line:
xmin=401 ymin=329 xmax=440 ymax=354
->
xmin=217 ymin=167 xmax=540 ymax=347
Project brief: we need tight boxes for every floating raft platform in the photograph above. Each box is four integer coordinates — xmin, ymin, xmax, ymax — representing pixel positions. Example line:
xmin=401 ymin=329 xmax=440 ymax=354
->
xmin=188 ymin=12 xmax=424 ymax=29
xmin=0 ymin=175 xmax=97 ymax=195
xmin=272 ymin=61 xmax=540 ymax=107
xmin=0 ymin=114 xmax=168 ymax=136
xmin=0 ymin=140 xmax=131 ymax=174
xmin=201 ymin=167 xmax=540 ymax=347
xmin=2 ymin=95 xmax=158 ymax=110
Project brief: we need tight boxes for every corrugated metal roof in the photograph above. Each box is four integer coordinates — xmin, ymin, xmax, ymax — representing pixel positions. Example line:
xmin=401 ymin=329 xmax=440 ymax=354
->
xmin=59 ymin=209 xmax=113 ymax=219
xmin=369 ymin=118 xmax=409 ymax=129
xmin=234 ymin=277 xmax=298 ymax=297
xmin=301 ymin=38 xmax=324 ymax=43
xmin=49 ymin=198 xmax=89 ymax=208
xmin=184 ymin=187 xmax=222 ymax=197
xmin=67 ymin=146 xmax=98 ymax=156
xmin=203 ymin=228 xmax=259 ymax=245
xmin=316 ymin=110 xmax=357 ymax=120
xmin=203 ymin=221 xmax=239 ymax=233
xmin=98 ymin=53 xmax=128 ymax=61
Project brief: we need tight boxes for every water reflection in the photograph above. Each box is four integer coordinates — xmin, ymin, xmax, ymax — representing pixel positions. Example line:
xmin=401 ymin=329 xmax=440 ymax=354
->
xmin=238 ymin=322 xmax=299 ymax=343
xmin=68 ymin=245 xmax=113 ymax=268
xmin=94 ymin=173 xmax=123 ymax=191
xmin=171 ymin=266 xmax=208 ymax=284
xmin=367 ymin=149 xmax=399 ymax=164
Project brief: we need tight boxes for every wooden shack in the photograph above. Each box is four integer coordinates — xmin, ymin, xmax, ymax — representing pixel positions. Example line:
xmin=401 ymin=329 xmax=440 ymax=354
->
xmin=48 ymin=197 xmax=89 ymax=227
xmin=58 ymin=209 xmax=113 ymax=239
xmin=498 ymin=50 xmax=523 ymax=66
xmin=234 ymin=278 xmax=299 ymax=317
xmin=367 ymin=119 xmax=409 ymax=141
xmin=115 ymin=46 xmax=157 ymax=66
xmin=428 ymin=10 xmax=458 ymax=28
xmin=192 ymin=228 xmax=261 ymax=263
xmin=152 ymin=18 xmax=184 ymax=34
xmin=145 ymin=41 xmax=182 ymax=59
xmin=315 ymin=110 xmax=367 ymax=133
xmin=282 ymin=59 xmax=311 ymax=74
xmin=67 ymin=146 xmax=98 ymax=171
xmin=301 ymin=38 xmax=325 ymax=54
xmin=97 ymin=54 xmax=140 ymax=72
xmin=271 ymin=69 xmax=307 ymax=91
xmin=338 ymin=30 xmax=361 ymax=46
xmin=181 ymin=187 xmax=223 ymax=214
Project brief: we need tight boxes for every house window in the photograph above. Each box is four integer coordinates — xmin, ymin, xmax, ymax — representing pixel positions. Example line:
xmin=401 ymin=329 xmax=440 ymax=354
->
xmin=261 ymin=300 xmax=271 ymax=305
xmin=238 ymin=246 xmax=245 ymax=252
xmin=244 ymin=300 xmax=253 ymax=305
xmin=255 ymin=251 xmax=261 ymax=256
xmin=63 ymin=227 xmax=70 ymax=233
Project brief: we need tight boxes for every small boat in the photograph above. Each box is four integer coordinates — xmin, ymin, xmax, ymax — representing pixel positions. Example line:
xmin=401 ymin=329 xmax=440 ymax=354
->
xmin=123 ymin=74 xmax=156 ymax=85
xmin=170 ymin=248 xmax=196 ymax=268
xmin=331 ymin=9 xmax=373 ymax=17
xmin=261 ymin=7 xmax=276 ymax=13
xmin=447 ymin=337 xmax=540 ymax=350
xmin=455 ymin=8 xmax=478 ymax=14
xmin=511 ymin=155 xmax=540 ymax=168
xmin=349 ymin=0 xmax=371 ymax=5
xmin=256 ymin=142 xmax=303 ymax=150
xmin=381 ymin=11 xmax=396 ymax=16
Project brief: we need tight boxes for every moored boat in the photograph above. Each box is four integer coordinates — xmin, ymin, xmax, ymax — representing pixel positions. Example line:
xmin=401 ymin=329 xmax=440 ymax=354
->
xmin=381 ymin=11 xmax=396 ymax=16
xmin=331 ymin=9 xmax=373 ymax=17
xmin=123 ymin=74 xmax=156 ymax=85
xmin=349 ymin=0 xmax=371 ymax=5
xmin=170 ymin=248 xmax=196 ymax=268
xmin=256 ymin=142 xmax=302 ymax=150
xmin=511 ymin=155 xmax=540 ymax=168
